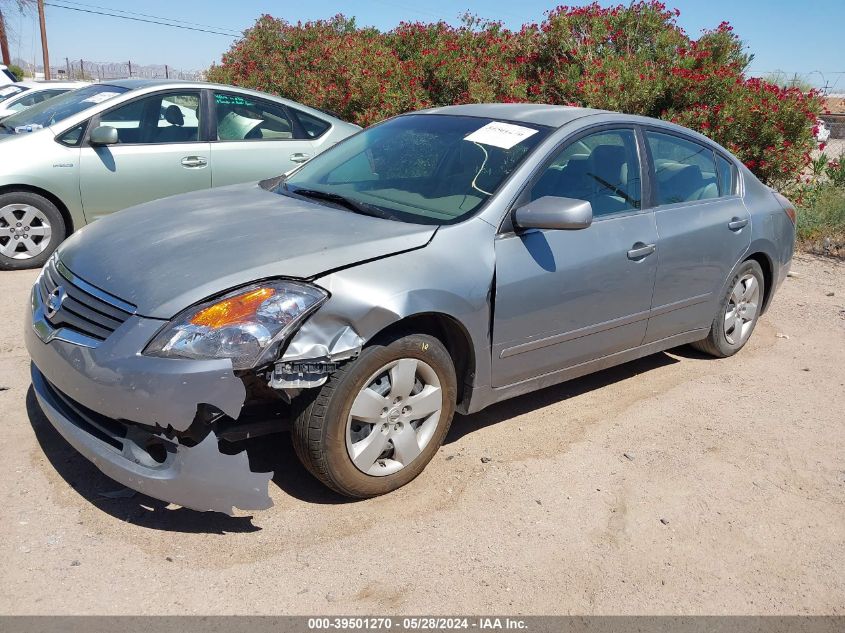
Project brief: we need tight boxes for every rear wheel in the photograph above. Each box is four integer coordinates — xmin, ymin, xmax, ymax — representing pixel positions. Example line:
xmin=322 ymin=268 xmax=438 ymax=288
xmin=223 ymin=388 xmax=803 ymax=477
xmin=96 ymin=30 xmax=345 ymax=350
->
xmin=292 ymin=333 xmax=457 ymax=498
xmin=0 ymin=191 xmax=65 ymax=270
xmin=692 ymin=259 xmax=765 ymax=358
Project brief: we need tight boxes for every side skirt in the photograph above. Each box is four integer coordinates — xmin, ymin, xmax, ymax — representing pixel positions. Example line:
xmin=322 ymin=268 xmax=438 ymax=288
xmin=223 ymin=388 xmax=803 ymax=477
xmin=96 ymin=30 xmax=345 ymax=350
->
xmin=462 ymin=328 xmax=709 ymax=414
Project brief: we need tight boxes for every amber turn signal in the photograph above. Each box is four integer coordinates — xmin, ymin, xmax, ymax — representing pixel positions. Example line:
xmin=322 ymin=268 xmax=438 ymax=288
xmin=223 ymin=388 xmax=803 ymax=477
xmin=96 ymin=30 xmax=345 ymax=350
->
xmin=190 ymin=287 xmax=275 ymax=328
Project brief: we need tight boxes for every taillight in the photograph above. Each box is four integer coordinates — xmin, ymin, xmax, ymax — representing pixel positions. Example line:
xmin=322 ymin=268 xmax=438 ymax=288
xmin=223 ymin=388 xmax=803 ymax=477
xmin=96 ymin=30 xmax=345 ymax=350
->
xmin=784 ymin=205 xmax=797 ymax=224
xmin=772 ymin=191 xmax=797 ymax=225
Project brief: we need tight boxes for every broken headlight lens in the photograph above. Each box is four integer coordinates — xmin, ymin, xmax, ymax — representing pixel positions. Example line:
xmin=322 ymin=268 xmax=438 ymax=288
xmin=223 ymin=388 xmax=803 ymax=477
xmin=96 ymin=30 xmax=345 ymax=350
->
xmin=144 ymin=280 xmax=328 ymax=370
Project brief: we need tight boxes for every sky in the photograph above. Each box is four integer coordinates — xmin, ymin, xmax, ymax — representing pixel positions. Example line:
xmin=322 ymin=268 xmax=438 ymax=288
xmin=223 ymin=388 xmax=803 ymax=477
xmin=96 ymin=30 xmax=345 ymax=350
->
xmin=4 ymin=0 xmax=844 ymax=90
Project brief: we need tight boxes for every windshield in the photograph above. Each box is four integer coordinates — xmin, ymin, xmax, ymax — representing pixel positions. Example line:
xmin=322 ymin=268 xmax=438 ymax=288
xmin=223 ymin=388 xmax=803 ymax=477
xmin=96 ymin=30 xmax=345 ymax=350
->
xmin=1 ymin=84 xmax=128 ymax=133
xmin=0 ymin=84 xmax=28 ymax=104
xmin=282 ymin=114 xmax=549 ymax=225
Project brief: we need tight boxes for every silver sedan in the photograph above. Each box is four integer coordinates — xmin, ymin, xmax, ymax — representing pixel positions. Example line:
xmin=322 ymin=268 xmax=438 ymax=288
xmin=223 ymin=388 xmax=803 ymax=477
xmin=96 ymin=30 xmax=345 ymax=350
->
xmin=26 ymin=103 xmax=796 ymax=513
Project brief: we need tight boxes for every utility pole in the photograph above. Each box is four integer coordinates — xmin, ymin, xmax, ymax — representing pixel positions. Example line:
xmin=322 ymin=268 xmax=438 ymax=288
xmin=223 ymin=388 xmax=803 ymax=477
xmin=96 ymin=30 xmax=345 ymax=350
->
xmin=165 ymin=64 xmax=169 ymax=79
xmin=128 ymin=60 xmax=132 ymax=77
xmin=0 ymin=8 xmax=11 ymax=67
xmin=37 ymin=0 xmax=50 ymax=79
xmin=65 ymin=57 xmax=70 ymax=79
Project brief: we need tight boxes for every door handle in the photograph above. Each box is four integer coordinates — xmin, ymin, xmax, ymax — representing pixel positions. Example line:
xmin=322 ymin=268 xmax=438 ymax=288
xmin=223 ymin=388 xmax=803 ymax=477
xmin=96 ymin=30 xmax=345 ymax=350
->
xmin=181 ymin=156 xmax=208 ymax=168
xmin=290 ymin=152 xmax=311 ymax=164
xmin=627 ymin=242 xmax=656 ymax=260
xmin=728 ymin=217 xmax=749 ymax=231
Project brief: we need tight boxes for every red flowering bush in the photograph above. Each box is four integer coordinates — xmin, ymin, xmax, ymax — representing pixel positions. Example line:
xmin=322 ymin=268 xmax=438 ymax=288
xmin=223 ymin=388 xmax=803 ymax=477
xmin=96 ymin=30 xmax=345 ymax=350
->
xmin=208 ymin=15 xmax=429 ymax=126
xmin=208 ymin=2 xmax=822 ymax=188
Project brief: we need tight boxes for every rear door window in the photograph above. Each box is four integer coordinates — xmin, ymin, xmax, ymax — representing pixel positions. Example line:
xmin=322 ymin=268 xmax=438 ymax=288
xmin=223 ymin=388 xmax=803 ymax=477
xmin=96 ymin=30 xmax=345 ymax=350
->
xmin=213 ymin=92 xmax=295 ymax=141
xmin=646 ymin=131 xmax=719 ymax=205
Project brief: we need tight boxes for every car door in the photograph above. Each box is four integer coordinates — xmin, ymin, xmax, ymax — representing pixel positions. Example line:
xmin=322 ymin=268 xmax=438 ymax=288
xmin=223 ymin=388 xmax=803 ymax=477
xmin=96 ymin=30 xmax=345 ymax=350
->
xmin=78 ymin=89 xmax=210 ymax=221
xmin=492 ymin=127 xmax=659 ymax=388
xmin=208 ymin=91 xmax=327 ymax=186
xmin=640 ymin=129 xmax=751 ymax=343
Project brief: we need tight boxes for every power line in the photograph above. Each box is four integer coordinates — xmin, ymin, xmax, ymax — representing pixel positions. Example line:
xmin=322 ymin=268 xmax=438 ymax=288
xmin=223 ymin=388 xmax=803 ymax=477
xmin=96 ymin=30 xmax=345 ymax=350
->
xmin=43 ymin=2 xmax=242 ymax=37
xmin=55 ymin=0 xmax=242 ymax=34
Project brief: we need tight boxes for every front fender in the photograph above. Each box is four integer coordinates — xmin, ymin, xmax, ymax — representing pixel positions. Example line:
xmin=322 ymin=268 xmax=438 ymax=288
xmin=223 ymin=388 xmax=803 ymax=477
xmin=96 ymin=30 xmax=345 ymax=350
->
xmin=279 ymin=218 xmax=497 ymax=405
xmin=0 ymin=133 xmax=84 ymax=227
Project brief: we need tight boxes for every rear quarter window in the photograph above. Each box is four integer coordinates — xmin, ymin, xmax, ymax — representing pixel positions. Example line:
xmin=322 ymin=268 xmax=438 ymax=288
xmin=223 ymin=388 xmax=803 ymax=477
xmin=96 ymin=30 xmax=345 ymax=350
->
xmin=292 ymin=109 xmax=331 ymax=138
xmin=716 ymin=154 xmax=736 ymax=195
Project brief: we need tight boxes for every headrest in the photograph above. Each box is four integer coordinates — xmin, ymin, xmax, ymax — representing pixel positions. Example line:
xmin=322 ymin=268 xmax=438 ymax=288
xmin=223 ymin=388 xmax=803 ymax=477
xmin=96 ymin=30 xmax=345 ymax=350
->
xmin=164 ymin=104 xmax=184 ymax=126
xmin=589 ymin=145 xmax=627 ymax=186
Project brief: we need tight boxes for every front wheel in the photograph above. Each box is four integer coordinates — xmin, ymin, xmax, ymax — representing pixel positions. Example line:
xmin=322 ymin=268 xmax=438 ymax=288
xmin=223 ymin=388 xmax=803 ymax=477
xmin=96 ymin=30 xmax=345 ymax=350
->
xmin=692 ymin=259 xmax=765 ymax=358
xmin=292 ymin=333 xmax=457 ymax=498
xmin=0 ymin=191 xmax=66 ymax=270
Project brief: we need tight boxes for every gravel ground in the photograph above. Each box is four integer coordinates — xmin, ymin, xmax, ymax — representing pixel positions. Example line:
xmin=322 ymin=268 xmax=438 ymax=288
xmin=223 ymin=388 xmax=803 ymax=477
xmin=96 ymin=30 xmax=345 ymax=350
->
xmin=0 ymin=254 xmax=843 ymax=615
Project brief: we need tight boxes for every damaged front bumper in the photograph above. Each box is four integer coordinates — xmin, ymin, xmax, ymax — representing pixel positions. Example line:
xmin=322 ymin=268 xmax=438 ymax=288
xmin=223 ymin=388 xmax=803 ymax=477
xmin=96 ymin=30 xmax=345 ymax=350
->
xmin=26 ymin=286 xmax=273 ymax=515
xmin=31 ymin=366 xmax=272 ymax=514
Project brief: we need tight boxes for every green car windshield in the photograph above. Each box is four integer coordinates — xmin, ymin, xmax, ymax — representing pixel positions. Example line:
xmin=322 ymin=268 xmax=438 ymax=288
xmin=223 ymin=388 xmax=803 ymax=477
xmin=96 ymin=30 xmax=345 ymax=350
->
xmin=282 ymin=114 xmax=549 ymax=225
xmin=1 ymin=84 xmax=128 ymax=133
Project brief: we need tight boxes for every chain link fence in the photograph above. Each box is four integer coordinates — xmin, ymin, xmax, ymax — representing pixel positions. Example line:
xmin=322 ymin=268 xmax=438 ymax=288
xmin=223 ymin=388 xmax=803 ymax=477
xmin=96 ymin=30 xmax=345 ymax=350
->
xmin=53 ymin=59 xmax=204 ymax=82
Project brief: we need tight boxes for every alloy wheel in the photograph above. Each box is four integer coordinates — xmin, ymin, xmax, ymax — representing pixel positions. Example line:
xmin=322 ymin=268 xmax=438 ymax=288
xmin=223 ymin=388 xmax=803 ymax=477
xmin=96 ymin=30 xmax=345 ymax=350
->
xmin=0 ymin=204 xmax=52 ymax=260
xmin=346 ymin=358 xmax=443 ymax=476
xmin=724 ymin=273 xmax=760 ymax=345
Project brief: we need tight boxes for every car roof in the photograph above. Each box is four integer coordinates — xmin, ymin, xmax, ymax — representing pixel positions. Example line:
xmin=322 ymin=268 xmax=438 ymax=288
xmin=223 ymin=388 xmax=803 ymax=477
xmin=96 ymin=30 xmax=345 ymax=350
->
xmin=19 ymin=80 xmax=88 ymax=89
xmin=419 ymin=102 xmax=735 ymax=155
xmin=101 ymin=78 xmax=269 ymax=93
xmin=107 ymin=79 xmax=356 ymax=124
xmin=419 ymin=103 xmax=607 ymax=128
xmin=102 ymin=78 xmax=201 ymax=90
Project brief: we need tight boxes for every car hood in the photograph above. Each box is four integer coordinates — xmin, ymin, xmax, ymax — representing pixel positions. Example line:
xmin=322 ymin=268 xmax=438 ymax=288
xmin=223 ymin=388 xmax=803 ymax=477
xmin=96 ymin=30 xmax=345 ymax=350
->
xmin=58 ymin=182 xmax=437 ymax=318
xmin=0 ymin=128 xmax=28 ymax=142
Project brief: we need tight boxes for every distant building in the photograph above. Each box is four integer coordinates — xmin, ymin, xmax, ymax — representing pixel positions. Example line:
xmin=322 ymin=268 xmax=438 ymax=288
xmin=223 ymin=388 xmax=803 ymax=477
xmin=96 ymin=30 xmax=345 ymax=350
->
xmin=820 ymin=96 xmax=844 ymax=140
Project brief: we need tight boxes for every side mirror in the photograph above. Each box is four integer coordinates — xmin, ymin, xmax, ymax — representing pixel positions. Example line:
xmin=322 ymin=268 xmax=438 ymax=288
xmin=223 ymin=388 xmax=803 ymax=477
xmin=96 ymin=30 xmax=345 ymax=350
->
xmin=513 ymin=196 xmax=593 ymax=231
xmin=89 ymin=125 xmax=118 ymax=146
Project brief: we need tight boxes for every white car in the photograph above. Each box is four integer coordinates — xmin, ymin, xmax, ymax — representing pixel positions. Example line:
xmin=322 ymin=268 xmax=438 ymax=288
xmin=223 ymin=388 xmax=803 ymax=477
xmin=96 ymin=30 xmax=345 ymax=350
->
xmin=0 ymin=64 xmax=16 ymax=85
xmin=0 ymin=81 xmax=88 ymax=119
xmin=815 ymin=119 xmax=831 ymax=144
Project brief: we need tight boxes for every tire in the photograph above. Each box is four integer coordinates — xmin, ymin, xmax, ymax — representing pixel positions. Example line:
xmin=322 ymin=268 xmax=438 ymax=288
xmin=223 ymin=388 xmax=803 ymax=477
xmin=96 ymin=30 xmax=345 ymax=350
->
xmin=292 ymin=332 xmax=457 ymax=498
xmin=692 ymin=259 xmax=765 ymax=358
xmin=0 ymin=191 xmax=66 ymax=270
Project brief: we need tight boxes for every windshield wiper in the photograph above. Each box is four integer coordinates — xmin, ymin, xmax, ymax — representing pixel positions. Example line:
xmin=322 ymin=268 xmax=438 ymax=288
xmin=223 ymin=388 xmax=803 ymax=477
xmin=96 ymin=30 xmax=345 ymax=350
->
xmin=290 ymin=187 xmax=395 ymax=220
xmin=0 ymin=122 xmax=16 ymax=134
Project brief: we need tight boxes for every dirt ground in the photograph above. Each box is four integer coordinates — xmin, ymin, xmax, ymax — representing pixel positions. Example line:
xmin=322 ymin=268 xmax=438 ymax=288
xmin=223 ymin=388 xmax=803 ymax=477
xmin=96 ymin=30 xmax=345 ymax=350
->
xmin=0 ymin=254 xmax=843 ymax=615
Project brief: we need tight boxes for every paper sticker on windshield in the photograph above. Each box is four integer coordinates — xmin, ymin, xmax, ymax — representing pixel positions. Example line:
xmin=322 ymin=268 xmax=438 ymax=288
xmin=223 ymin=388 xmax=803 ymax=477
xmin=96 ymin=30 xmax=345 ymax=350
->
xmin=82 ymin=91 xmax=121 ymax=104
xmin=0 ymin=86 xmax=22 ymax=97
xmin=464 ymin=121 xmax=538 ymax=149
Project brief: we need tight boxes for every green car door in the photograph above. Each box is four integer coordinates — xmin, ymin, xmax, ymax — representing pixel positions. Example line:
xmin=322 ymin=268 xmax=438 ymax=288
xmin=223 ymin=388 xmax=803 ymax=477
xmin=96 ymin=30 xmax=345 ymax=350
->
xmin=79 ymin=89 xmax=211 ymax=221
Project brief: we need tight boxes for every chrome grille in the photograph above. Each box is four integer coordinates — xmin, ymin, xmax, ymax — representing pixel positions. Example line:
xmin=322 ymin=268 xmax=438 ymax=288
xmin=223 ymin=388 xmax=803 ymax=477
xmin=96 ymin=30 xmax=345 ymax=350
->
xmin=38 ymin=257 xmax=136 ymax=344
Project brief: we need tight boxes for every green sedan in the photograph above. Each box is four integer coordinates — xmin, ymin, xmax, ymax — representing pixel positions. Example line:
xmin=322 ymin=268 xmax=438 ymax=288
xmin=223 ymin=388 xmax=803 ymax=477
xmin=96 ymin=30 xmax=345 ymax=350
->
xmin=0 ymin=79 xmax=361 ymax=269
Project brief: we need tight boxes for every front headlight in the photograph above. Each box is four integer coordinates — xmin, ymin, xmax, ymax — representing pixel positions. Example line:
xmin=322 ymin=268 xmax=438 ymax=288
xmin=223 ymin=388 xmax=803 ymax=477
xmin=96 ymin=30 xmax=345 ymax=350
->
xmin=143 ymin=280 xmax=328 ymax=369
